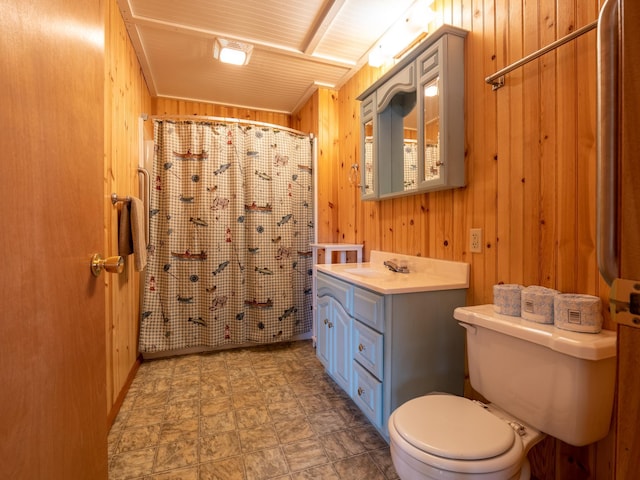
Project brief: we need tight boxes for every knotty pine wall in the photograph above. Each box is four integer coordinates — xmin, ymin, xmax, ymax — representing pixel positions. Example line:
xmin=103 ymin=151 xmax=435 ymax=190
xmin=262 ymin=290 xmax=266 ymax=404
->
xmin=309 ymin=0 xmax=610 ymax=323
xmin=295 ymin=0 xmax=615 ymax=478
xmin=152 ymin=98 xmax=292 ymax=126
xmin=104 ymin=0 xmax=152 ymax=421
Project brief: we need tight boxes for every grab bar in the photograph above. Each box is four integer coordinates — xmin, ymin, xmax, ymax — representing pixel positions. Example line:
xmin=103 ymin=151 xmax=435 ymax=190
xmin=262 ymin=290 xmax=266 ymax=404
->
xmin=596 ymin=0 xmax=619 ymax=286
xmin=138 ymin=167 xmax=150 ymax=246
xmin=486 ymin=20 xmax=598 ymax=90
xmin=110 ymin=167 xmax=151 ymax=247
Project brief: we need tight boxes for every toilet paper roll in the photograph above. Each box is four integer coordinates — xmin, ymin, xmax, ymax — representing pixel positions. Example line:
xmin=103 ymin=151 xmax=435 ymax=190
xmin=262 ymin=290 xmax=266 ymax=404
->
xmin=521 ymin=286 xmax=559 ymax=324
xmin=554 ymin=294 xmax=603 ymax=333
xmin=493 ymin=284 xmax=524 ymax=316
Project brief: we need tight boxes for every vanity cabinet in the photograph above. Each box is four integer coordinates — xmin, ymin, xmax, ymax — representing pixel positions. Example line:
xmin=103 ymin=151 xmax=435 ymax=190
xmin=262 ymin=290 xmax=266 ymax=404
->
xmin=357 ymin=25 xmax=468 ymax=200
xmin=315 ymin=270 xmax=466 ymax=441
xmin=316 ymin=274 xmax=353 ymax=395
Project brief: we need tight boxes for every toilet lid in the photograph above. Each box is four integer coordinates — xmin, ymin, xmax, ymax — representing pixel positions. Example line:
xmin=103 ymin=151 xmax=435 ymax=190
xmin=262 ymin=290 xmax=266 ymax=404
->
xmin=392 ymin=395 xmax=516 ymax=461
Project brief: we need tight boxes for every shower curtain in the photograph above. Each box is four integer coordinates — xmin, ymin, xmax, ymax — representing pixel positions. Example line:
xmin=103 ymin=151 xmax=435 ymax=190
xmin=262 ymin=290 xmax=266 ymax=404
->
xmin=140 ymin=119 xmax=314 ymax=354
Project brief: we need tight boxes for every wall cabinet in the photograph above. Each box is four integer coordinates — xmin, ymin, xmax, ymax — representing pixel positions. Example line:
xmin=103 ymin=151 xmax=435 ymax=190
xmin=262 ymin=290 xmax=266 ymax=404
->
xmin=315 ymin=270 xmax=467 ymax=441
xmin=357 ymin=25 xmax=468 ymax=200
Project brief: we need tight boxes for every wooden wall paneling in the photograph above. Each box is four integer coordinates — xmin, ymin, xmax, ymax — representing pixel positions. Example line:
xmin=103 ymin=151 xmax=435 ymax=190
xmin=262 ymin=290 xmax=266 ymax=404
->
xmin=505 ymin=0 xmax=526 ymax=287
xmin=468 ymin=0 xmax=489 ymax=305
xmin=105 ymin=0 xmax=152 ymax=420
xmin=451 ymin=189 xmax=468 ymax=264
xmin=434 ymin=191 xmax=455 ymax=260
xmin=317 ymin=88 xmax=339 ymax=247
xmin=555 ymin=2 xmax=579 ymax=294
xmin=151 ymin=98 xmax=292 ymax=127
xmin=341 ymin=73 xmax=361 ymax=247
xmin=522 ymin=0 xmax=543 ymax=289
xmin=483 ymin=0 xmax=499 ymax=301
xmin=406 ymin=196 xmax=419 ymax=255
xmin=575 ymin=1 xmax=599 ymax=297
xmin=345 ymin=65 xmax=384 ymax=258
xmin=495 ymin=0 xmax=515 ymax=286
xmin=538 ymin=0 xmax=558 ymax=289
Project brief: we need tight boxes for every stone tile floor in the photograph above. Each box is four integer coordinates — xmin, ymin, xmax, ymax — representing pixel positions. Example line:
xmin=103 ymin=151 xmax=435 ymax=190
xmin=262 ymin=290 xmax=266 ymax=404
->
xmin=108 ymin=340 xmax=400 ymax=480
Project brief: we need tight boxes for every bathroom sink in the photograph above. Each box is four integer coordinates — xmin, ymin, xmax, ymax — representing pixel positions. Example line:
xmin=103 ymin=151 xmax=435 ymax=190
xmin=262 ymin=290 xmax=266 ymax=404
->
xmin=342 ymin=267 xmax=392 ymax=279
xmin=315 ymin=250 xmax=470 ymax=294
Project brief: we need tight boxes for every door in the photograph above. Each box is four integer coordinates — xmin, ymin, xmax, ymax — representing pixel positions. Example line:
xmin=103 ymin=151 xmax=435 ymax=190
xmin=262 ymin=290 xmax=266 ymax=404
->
xmin=316 ymin=295 xmax=333 ymax=370
xmin=616 ymin=0 xmax=640 ymax=477
xmin=0 ymin=0 xmax=107 ymax=479
xmin=332 ymin=304 xmax=352 ymax=395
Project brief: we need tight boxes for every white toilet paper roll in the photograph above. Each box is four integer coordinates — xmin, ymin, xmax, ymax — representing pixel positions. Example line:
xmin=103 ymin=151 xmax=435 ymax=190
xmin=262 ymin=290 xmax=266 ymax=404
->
xmin=554 ymin=294 xmax=603 ymax=333
xmin=493 ymin=284 xmax=524 ymax=316
xmin=521 ymin=286 xmax=559 ymax=324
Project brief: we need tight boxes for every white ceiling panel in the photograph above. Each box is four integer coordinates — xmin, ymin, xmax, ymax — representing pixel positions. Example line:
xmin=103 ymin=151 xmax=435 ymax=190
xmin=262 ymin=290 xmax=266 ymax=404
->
xmin=118 ymin=0 xmax=427 ymax=113
xmin=312 ymin=0 xmax=416 ymax=62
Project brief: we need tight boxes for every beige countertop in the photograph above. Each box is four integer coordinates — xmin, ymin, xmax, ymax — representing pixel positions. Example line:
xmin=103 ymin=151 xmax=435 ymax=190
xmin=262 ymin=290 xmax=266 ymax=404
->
xmin=314 ymin=250 xmax=470 ymax=295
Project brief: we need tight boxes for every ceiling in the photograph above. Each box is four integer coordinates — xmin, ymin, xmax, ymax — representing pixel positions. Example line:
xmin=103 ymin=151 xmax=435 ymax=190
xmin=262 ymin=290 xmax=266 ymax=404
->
xmin=117 ymin=0 xmax=424 ymax=113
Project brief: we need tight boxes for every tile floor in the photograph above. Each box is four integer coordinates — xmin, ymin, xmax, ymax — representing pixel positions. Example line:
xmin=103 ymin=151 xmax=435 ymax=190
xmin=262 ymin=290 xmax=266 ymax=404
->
xmin=108 ymin=340 xmax=400 ymax=480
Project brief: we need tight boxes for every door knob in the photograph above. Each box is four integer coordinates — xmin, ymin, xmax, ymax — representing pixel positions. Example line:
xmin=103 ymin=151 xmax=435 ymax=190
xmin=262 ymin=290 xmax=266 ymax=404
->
xmin=91 ymin=254 xmax=124 ymax=277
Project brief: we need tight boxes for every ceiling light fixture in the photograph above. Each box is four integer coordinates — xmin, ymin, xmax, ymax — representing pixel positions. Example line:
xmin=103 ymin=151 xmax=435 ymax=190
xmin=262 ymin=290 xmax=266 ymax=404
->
xmin=213 ymin=38 xmax=253 ymax=66
xmin=368 ymin=0 xmax=436 ymax=68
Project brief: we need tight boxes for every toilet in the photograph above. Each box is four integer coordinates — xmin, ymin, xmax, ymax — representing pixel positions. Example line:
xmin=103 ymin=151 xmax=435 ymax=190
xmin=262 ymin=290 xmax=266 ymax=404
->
xmin=388 ymin=304 xmax=617 ymax=480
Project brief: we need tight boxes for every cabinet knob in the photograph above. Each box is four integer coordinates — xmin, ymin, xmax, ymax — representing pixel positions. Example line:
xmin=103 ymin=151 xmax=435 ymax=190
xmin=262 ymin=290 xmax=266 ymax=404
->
xmin=328 ymin=322 xmax=333 ymax=328
xmin=358 ymin=343 xmax=365 ymax=352
xmin=323 ymin=318 xmax=329 ymax=325
xmin=357 ymin=387 xmax=364 ymax=396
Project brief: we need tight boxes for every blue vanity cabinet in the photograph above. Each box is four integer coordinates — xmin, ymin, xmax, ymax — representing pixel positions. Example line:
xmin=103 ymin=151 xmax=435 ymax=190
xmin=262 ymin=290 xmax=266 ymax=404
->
xmin=316 ymin=273 xmax=353 ymax=396
xmin=315 ymin=269 xmax=467 ymax=442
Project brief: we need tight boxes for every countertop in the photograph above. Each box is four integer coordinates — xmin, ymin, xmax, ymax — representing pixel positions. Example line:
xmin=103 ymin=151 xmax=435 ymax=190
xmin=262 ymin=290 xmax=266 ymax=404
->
xmin=314 ymin=250 xmax=470 ymax=295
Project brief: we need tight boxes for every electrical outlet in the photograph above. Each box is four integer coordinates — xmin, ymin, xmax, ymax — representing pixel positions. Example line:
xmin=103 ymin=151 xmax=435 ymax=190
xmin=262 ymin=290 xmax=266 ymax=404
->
xmin=470 ymin=228 xmax=482 ymax=253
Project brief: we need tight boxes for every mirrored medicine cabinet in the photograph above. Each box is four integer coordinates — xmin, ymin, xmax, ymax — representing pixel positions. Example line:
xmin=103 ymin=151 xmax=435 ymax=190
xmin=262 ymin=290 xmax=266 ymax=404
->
xmin=357 ymin=25 xmax=468 ymax=200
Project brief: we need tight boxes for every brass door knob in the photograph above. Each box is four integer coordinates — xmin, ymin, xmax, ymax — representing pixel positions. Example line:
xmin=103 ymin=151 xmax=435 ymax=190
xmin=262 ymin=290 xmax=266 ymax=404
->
xmin=91 ymin=254 xmax=124 ymax=277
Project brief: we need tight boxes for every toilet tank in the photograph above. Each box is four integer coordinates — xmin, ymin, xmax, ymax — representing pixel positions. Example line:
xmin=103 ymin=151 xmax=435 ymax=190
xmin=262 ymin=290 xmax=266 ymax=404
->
xmin=454 ymin=304 xmax=616 ymax=447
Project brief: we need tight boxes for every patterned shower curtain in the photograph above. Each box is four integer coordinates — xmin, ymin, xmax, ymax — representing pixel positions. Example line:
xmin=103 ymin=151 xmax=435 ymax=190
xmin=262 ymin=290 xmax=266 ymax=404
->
xmin=139 ymin=119 xmax=314 ymax=354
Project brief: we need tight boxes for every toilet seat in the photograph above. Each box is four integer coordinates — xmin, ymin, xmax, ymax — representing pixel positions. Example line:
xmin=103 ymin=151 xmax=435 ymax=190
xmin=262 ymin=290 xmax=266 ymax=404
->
xmin=389 ymin=395 xmax=525 ymax=475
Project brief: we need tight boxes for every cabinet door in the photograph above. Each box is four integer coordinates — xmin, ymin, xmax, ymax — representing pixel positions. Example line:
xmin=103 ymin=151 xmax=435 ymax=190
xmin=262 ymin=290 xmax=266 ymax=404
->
xmin=360 ymin=93 xmax=377 ymax=200
xmin=417 ymin=34 xmax=465 ymax=191
xmin=316 ymin=295 xmax=332 ymax=371
xmin=332 ymin=302 xmax=352 ymax=395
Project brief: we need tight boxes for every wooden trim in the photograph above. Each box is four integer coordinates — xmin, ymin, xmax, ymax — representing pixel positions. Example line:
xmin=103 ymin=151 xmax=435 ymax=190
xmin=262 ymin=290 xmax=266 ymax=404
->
xmin=107 ymin=356 xmax=142 ymax=428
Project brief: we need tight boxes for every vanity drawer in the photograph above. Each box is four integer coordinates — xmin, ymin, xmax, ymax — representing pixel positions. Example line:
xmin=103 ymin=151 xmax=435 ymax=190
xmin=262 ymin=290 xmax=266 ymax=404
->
xmin=353 ymin=286 xmax=384 ymax=332
xmin=353 ymin=320 xmax=383 ymax=381
xmin=317 ymin=273 xmax=352 ymax=312
xmin=352 ymin=361 xmax=383 ymax=429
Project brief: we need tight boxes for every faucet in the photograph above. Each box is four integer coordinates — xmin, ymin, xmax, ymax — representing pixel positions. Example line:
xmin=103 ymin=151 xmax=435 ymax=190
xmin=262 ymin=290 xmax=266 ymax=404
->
xmin=383 ymin=260 xmax=410 ymax=273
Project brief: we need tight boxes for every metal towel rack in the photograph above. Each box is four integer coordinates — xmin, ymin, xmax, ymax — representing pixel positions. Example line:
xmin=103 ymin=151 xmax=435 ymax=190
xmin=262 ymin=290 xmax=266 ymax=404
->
xmin=486 ymin=20 xmax=598 ymax=90
xmin=111 ymin=167 xmax=150 ymax=246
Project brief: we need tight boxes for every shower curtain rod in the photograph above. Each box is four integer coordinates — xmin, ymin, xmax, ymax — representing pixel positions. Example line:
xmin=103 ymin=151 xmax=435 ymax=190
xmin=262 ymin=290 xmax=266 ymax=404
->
xmin=149 ymin=115 xmax=313 ymax=139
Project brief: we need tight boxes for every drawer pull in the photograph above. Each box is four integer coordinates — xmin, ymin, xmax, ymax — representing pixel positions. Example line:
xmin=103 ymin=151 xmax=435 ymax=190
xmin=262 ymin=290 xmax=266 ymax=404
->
xmin=358 ymin=343 xmax=365 ymax=352
xmin=357 ymin=387 xmax=365 ymax=396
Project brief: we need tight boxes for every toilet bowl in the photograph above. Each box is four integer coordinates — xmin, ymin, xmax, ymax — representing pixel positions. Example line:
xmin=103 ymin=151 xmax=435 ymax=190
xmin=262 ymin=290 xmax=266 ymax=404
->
xmin=388 ymin=394 xmax=544 ymax=480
